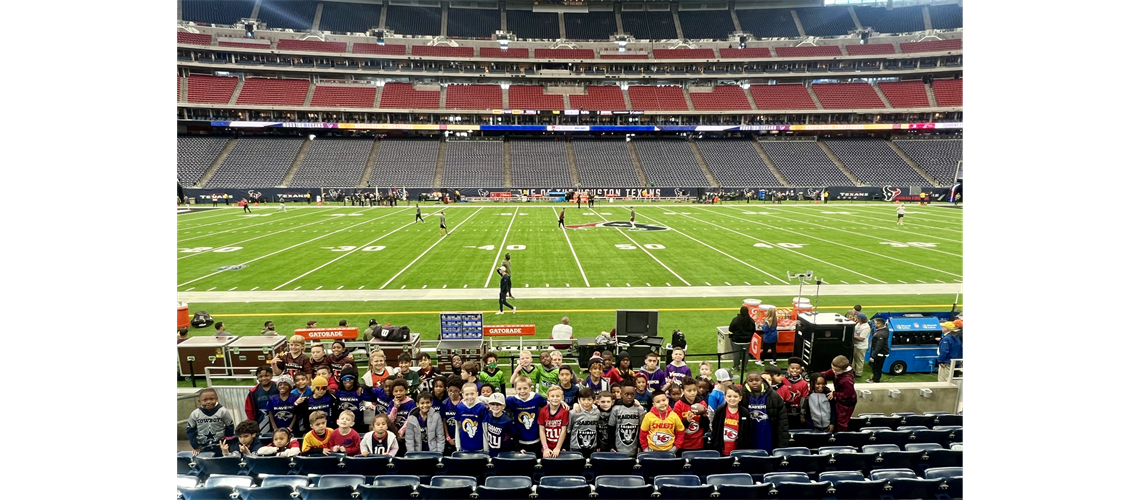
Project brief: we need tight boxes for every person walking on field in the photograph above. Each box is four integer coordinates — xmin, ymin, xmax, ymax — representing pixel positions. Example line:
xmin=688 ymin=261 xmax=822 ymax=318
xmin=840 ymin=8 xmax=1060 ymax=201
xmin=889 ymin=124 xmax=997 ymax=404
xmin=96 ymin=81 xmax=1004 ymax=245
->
xmin=629 ymin=207 xmax=635 ymax=224
xmin=501 ymin=253 xmax=514 ymax=299
xmin=558 ymin=208 xmax=566 ymax=229
xmin=439 ymin=210 xmax=448 ymax=237
xmin=240 ymin=198 xmax=252 ymax=214
xmin=896 ymin=203 xmax=906 ymax=225
xmin=415 ymin=204 xmax=425 ymax=224
xmin=496 ymin=267 xmax=515 ymax=315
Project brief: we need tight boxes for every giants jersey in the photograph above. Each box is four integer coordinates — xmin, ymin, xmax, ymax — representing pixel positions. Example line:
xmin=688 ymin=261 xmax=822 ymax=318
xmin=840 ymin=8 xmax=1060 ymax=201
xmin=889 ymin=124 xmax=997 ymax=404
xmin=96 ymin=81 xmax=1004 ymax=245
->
xmin=536 ymin=405 xmax=570 ymax=450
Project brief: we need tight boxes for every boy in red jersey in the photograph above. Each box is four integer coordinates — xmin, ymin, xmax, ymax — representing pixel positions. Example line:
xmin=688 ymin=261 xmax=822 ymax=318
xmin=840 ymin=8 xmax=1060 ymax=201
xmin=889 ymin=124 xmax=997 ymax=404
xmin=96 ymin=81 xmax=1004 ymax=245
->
xmin=671 ymin=377 xmax=708 ymax=453
xmin=537 ymin=385 xmax=570 ymax=458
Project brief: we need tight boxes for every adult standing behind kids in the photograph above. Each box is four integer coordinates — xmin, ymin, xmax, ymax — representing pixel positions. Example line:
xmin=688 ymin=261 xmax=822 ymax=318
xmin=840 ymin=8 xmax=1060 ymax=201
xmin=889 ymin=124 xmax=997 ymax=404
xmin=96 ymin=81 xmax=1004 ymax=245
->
xmin=851 ymin=313 xmax=871 ymax=378
xmin=728 ymin=306 xmax=756 ymax=371
xmin=868 ymin=318 xmax=891 ymax=383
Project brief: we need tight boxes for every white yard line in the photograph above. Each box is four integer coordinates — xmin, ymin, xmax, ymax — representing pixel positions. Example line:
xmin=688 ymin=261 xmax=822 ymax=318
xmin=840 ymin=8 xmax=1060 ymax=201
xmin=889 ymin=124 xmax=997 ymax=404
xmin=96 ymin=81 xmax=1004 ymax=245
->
xmin=177 ymin=210 xmax=317 ymax=234
xmin=590 ymin=208 xmax=691 ymax=286
xmin=177 ymin=208 xmax=410 ymax=288
xmin=177 ymin=210 xmax=344 ymax=242
xmin=380 ymin=207 xmax=485 ymax=289
xmin=484 ymin=207 xmax=519 ymax=288
xmin=839 ymin=205 xmax=965 ymax=225
xmin=177 ymin=213 xmax=361 ymax=259
xmin=765 ymin=207 xmax=963 ymax=242
xmin=695 ymin=207 xmax=961 ymax=278
xmin=554 ymin=207 xmax=591 ymax=287
xmin=680 ymin=210 xmax=887 ymax=284
xmin=639 ymin=211 xmax=789 ymax=284
xmin=177 ymin=210 xmax=241 ymax=223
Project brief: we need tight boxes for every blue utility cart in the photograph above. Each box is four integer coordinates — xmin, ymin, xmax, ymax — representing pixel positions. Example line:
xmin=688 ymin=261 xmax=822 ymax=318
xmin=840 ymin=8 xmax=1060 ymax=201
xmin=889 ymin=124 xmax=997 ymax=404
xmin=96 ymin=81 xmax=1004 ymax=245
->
xmin=867 ymin=312 xmax=955 ymax=375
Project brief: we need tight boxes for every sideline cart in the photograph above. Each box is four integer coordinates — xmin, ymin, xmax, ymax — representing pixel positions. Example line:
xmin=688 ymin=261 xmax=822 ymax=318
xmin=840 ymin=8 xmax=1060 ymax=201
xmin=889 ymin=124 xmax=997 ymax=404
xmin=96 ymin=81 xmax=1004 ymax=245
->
xmin=867 ymin=312 xmax=956 ymax=375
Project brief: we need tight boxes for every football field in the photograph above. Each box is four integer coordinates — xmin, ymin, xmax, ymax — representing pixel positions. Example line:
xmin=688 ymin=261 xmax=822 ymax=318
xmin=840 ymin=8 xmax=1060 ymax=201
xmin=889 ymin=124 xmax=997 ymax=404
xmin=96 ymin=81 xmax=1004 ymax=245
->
xmin=177 ymin=201 xmax=962 ymax=294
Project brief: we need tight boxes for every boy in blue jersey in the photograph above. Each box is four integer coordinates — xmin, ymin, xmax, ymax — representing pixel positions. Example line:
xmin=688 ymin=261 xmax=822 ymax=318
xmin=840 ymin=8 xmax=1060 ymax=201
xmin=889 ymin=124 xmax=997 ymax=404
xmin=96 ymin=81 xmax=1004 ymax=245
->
xmin=506 ymin=376 xmax=546 ymax=455
xmin=483 ymin=392 xmax=512 ymax=457
xmin=440 ymin=375 xmax=465 ymax=455
xmin=456 ymin=383 xmax=488 ymax=452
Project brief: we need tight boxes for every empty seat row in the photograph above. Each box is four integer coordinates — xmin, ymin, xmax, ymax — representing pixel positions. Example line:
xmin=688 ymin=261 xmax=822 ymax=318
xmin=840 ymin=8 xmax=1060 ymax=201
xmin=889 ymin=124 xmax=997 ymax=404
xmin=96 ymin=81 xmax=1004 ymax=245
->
xmin=573 ymin=139 xmax=640 ymax=187
xmin=369 ymin=139 xmax=438 ymax=188
xmin=761 ymin=141 xmax=854 ymax=187
xmin=509 ymin=140 xmax=573 ymax=187
xmin=826 ymin=138 xmax=929 ymax=186
xmin=204 ymin=137 xmax=304 ymax=189
xmin=634 ymin=140 xmax=710 ymax=187
xmin=696 ymin=140 xmax=784 ymax=187
xmin=441 ymin=141 xmax=504 ymax=188
xmin=177 ymin=135 xmax=230 ymax=185
xmin=289 ymin=138 xmax=373 ymax=188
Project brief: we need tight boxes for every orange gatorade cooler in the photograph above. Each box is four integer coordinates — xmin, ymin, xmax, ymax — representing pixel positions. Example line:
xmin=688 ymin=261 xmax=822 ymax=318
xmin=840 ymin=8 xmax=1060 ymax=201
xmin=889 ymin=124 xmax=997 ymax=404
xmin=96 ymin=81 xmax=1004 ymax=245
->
xmin=177 ymin=304 xmax=190 ymax=330
xmin=791 ymin=297 xmax=814 ymax=320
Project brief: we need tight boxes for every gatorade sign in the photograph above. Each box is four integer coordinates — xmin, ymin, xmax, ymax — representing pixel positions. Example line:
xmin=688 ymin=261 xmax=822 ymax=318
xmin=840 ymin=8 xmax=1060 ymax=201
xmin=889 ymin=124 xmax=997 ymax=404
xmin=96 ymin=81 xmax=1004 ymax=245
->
xmin=482 ymin=324 xmax=537 ymax=337
xmin=749 ymin=333 xmax=763 ymax=360
xmin=294 ymin=327 xmax=359 ymax=340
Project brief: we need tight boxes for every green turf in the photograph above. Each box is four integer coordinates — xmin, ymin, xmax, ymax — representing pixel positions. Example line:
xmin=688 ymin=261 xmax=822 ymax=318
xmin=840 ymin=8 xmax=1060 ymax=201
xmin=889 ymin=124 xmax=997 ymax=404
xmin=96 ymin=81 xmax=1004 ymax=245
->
xmin=178 ymin=202 xmax=962 ymax=291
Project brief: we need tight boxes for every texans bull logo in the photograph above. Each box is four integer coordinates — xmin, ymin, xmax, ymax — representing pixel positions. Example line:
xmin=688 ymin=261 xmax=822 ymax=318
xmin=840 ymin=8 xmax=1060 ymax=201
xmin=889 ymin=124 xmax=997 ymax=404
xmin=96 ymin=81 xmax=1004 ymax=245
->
xmin=883 ymin=186 xmax=902 ymax=202
xmin=566 ymin=221 xmax=669 ymax=232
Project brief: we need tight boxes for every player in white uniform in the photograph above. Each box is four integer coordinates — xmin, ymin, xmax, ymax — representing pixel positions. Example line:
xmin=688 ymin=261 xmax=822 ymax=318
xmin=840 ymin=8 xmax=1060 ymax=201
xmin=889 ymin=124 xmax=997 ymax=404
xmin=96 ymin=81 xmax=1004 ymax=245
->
xmin=896 ymin=203 xmax=906 ymax=225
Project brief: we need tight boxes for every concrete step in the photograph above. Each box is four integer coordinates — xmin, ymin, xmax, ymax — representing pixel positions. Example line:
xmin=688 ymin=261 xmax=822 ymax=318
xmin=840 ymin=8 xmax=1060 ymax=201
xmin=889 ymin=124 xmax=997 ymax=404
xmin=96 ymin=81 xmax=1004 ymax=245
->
xmin=791 ymin=9 xmax=807 ymax=37
xmin=806 ymin=85 xmax=824 ymax=110
xmin=302 ymin=81 xmax=316 ymax=107
xmin=743 ymin=86 xmax=758 ymax=110
xmin=872 ymin=83 xmax=891 ymax=108
xmin=433 ymin=140 xmax=447 ymax=188
xmin=887 ymin=139 xmax=939 ymax=187
xmin=196 ymin=138 xmax=238 ymax=188
xmin=922 ymin=5 xmax=933 ymax=31
xmin=279 ymin=137 xmax=314 ymax=187
xmin=227 ymin=79 xmax=245 ymax=105
xmin=566 ymin=141 xmax=581 ymax=187
xmin=752 ymin=141 xmax=791 ymax=187
xmin=672 ymin=5 xmax=684 ymax=39
xmin=925 ymin=82 xmax=938 ymax=107
xmin=179 ymin=75 xmax=187 ymax=103
xmin=439 ymin=85 xmax=447 ymax=109
xmin=621 ymin=87 xmax=632 ymax=110
xmin=628 ymin=141 xmax=648 ymax=187
xmin=359 ymin=138 xmax=383 ymax=187
xmin=503 ymin=138 xmax=512 ymax=188
xmin=682 ymin=88 xmax=695 ymax=111
xmin=689 ymin=141 xmax=718 ymax=187
xmin=818 ymin=141 xmax=862 ymax=186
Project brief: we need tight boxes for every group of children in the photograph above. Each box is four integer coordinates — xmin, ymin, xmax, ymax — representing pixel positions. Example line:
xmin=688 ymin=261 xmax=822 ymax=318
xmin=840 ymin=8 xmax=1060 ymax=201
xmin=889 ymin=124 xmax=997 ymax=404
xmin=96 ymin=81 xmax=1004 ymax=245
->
xmin=188 ymin=336 xmax=862 ymax=459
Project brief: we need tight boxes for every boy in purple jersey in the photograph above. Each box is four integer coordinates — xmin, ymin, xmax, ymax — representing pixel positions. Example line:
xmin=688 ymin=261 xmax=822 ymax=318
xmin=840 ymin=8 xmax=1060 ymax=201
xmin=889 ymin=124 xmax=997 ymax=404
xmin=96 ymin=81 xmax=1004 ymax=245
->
xmin=505 ymin=376 xmax=546 ymax=455
xmin=440 ymin=375 xmax=464 ymax=455
xmin=638 ymin=352 xmax=668 ymax=393
xmin=335 ymin=368 xmax=375 ymax=433
xmin=664 ymin=347 xmax=692 ymax=388
xmin=387 ymin=379 xmax=416 ymax=456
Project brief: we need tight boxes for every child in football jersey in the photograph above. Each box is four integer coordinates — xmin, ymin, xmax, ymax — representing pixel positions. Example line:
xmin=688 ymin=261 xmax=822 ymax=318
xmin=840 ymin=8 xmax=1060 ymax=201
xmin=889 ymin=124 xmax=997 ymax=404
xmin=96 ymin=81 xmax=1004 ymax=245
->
xmin=600 ymin=351 xmax=623 ymax=386
xmin=361 ymin=414 xmax=399 ymax=457
xmin=314 ymin=366 xmax=338 ymax=393
xmin=595 ymin=390 xmax=615 ymax=454
xmin=672 ymin=377 xmax=709 ymax=453
xmin=396 ymin=354 xmax=420 ymax=394
xmin=258 ymin=428 xmax=300 ymax=457
xmin=363 ymin=350 xmax=393 ymax=389
xmin=581 ymin=358 xmax=610 ymax=393
xmin=301 ymin=411 xmax=334 ymax=455
xmin=639 ymin=390 xmax=685 ymax=454
xmin=187 ymin=388 xmax=235 ymax=456
xmin=506 ymin=376 xmax=546 ymax=455
xmin=300 ymin=376 xmax=337 ymax=436
xmin=456 ymin=383 xmax=488 ymax=453
xmin=478 ymin=352 xmax=507 ymax=394
xmin=369 ymin=379 xmax=394 ymax=428
xmin=710 ymin=385 xmax=753 ymax=456
xmin=482 ymin=392 xmax=512 ymax=457
xmin=534 ymin=351 xmax=559 ymax=397
xmin=430 ymin=377 xmax=448 ymax=409
xmin=335 ymin=369 xmax=375 ymax=434
xmin=441 ymin=375 xmax=465 ymax=455
xmin=556 ymin=365 xmax=580 ymax=407
xmin=418 ymin=353 xmax=438 ymax=388
xmin=610 ymin=383 xmax=647 ymax=457
xmin=664 ymin=347 xmax=692 ymax=387
xmin=290 ymin=372 xmax=315 ymax=433
xmin=538 ymin=385 xmax=570 ymax=458
xmin=403 ymin=392 xmax=446 ymax=453
xmin=387 ymin=379 xmax=416 ymax=456
xmin=510 ymin=350 xmax=539 ymax=389
xmin=267 ymin=376 xmax=299 ymax=435
xmin=615 ymin=351 xmax=636 ymax=384
xmin=633 ymin=373 xmax=652 ymax=410
xmin=639 ymin=352 xmax=667 ymax=393
xmin=330 ymin=410 xmax=362 ymax=455
xmin=566 ymin=387 xmax=602 ymax=458
xmin=777 ymin=357 xmax=810 ymax=430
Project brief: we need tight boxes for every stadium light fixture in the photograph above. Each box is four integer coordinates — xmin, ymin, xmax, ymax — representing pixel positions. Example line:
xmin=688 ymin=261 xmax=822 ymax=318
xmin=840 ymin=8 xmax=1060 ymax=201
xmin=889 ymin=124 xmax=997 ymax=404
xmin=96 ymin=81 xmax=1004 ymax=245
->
xmin=500 ymin=83 xmax=510 ymax=90
xmin=741 ymin=82 xmax=751 ymax=90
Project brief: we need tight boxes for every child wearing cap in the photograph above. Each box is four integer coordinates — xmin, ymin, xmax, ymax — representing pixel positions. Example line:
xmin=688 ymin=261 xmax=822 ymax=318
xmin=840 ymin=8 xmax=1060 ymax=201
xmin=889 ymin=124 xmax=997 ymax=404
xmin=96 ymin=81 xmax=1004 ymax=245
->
xmin=301 ymin=376 xmax=337 ymax=435
xmin=335 ymin=368 xmax=375 ymax=433
xmin=267 ymin=375 xmax=299 ymax=435
xmin=707 ymin=369 xmax=734 ymax=411
xmin=482 ymin=392 xmax=512 ymax=457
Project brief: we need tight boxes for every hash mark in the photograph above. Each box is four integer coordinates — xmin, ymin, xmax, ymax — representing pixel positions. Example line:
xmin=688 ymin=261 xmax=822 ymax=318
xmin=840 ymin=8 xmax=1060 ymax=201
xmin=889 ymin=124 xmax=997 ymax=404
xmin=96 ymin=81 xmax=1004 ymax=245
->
xmin=337 ymin=286 xmax=343 ymax=290
xmin=463 ymin=285 xmax=468 ymax=288
xmin=606 ymin=283 xmax=610 ymax=287
xmin=422 ymin=285 xmax=427 ymax=289
xmin=744 ymin=282 xmax=751 ymax=285
xmin=916 ymin=280 xmax=926 ymax=283
xmin=293 ymin=286 xmax=301 ymax=290
xmin=764 ymin=281 xmax=770 ymax=285
xmin=358 ymin=286 xmax=364 ymax=290
xmin=206 ymin=287 xmax=216 ymax=291
xmin=646 ymin=283 xmax=651 ymax=287
xmin=315 ymin=286 xmax=322 ymax=290
xmin=840 ymin=281 xmax=849 ymax=284
xmin=250 ymin=287 xmax=258 ymax=291
xmin=228 ymin=287 xmax=236 ymax=291
xmin=666 ymin=283 xmax=671 ymax=286
xmin=186 ymin=287 xmax=195 ymax=291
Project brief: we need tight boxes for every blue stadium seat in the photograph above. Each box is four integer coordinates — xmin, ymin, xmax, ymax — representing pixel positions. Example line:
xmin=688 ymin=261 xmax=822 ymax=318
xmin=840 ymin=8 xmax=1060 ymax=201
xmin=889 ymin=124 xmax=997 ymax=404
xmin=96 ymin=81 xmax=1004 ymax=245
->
xmin=194 ymin=456 xmax=243 ymax=477
xmin=934 ymin=415 xmax=962 ymax=426
xmin=924 ymin=467 xmax=962 ymax=480
xmin=867 ymin=416 xmax=903 ymax=430
xmin=790 ymin=431 xmax=833 ymax=450
xmin=924 ymin=449 xmax=963 ymax=469
xmin=827 ymin=451 xmax=875 ymax=474
xmin=177 ymin=475 xmax=199 ymax=488
xmin=819 ymin=472 xmax=886 ymax=500
xmin=912 ymin=429 xmax=953 ymax=448
xmin=204 ymin=475 xmax=253 ymax=488
xmin=718 ymin=482 xmax=774 ymax=499
xmin=856 ymin=413 xmax=884 ymax=418
xmin=832 ymin=432 xmax=873 ymax=449
xmin=539 ymin=450 xmax=586 ymax=478
xmin=536 ymin=475 xmax=592 ymax=499
xmin=860 ymin=427 xmax=893 ymax=433
xmin=863 ymin=444 xmax=901 ymax=454
xmin=298 ymin=484 xmax=357 ymax=500
xmin=417 ymin=475 xmax=477 ymax=500
xmin=595 ymin=475 xmax=653 ymax=499
xmin=235 ymin=485 xmax=300 ymax=500
xmin=493 ymin=451 xmax=537 ymax=478
xmin=589 ymin=452 xmax=636 ymax=477
xmin=177 ymin=452 xmax=197 ymax=475
xmin=313 ymin=475 xmax=365 ymax=488
xmin=764 ymin=472 xmax=829 ymax=498
xmin=902 ymin=415 xmax=937 ymax=428
xmin=681 ymin=450 xmax=733 ymax=480
xmin=178 ymin=485 xmax=237 ymax=500
xmin=941 ymin=476 xmax=963 ymax=500
xmin=443 ymin=452 xmax=491 ymax=482
xmin=782 ymin=453 xmax=827 ymax=479
xmin=356 ymin=475 xmax=420 ymax=500
xmin=922 ymin=412 xmax=951 ymax=416
xmin=883 ymin=477 xmax=941 ymax=499
xmin=393 ymin=452 xmax=442 ymax=482
xmin=818 ymin=446 xmax=858 ymax=456
xmin=877 ymin=450 xmax=924 ymax=471
xmin=343 ymin=455 xmax=390 ymax=475
xmin=261 ymin=475 xmax=309 ymax=489
xmin=845 ymin=417 xmax=870 ymax=433
xmin=707 ymin=473 xmax=754 ymax=487
xmin=244 ymin=456 xmax=292 ymax=477
xmin=905 ymin=443 xmax=944 ymax=452
xmin=654 ymin=474 xmax=713 ymax=499
xmin=870 ymin=469 xmax=916 ymax=480
xmin=637 ymin=452 xmax=686 ymax=481
xmin=897 ymin=426 xmax=927 ymax=433
xmin=892 ymin=412 xmax=916 ymax=418
xmin=476 ymin=476 xmax=533 ymax=499
xmin=870 ymin=430 xmax=912 ymax=448
xmin=732 ymin=449 xmax=781 ymax=478
xmin=773 ymin=447 xmax=812 ymax=457
xmin=294 ymin=456 xmax=343 ymax=475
